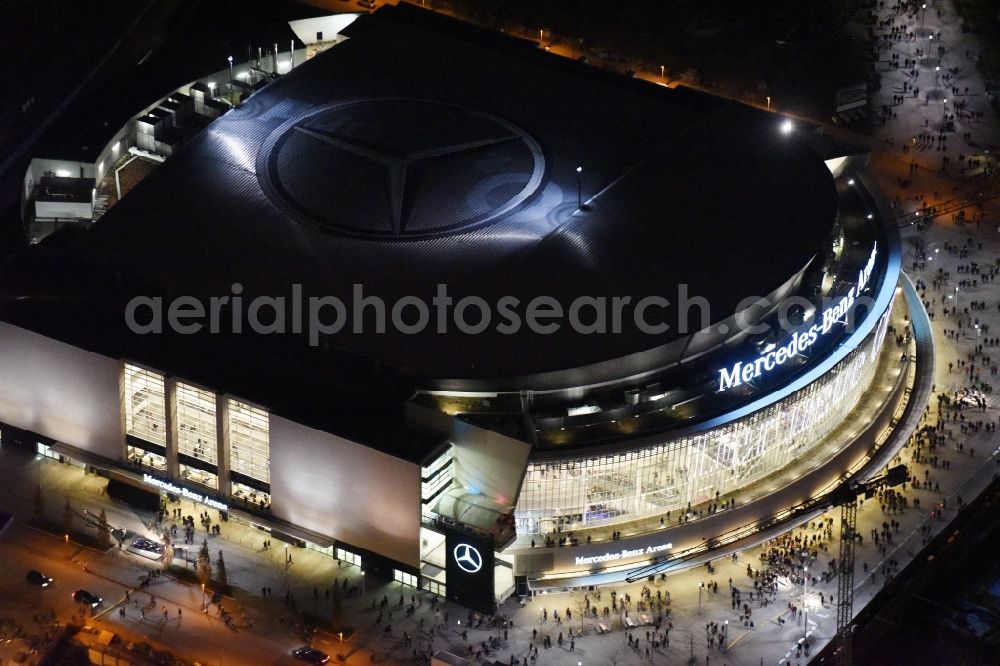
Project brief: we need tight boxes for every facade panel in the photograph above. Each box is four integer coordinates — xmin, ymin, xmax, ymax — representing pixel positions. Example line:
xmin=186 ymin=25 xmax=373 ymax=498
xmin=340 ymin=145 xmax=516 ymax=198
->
xmin=268 ymin=415 xmax=422 ymax=568
xmin=0 ymin=322 xmax=121 ymax=460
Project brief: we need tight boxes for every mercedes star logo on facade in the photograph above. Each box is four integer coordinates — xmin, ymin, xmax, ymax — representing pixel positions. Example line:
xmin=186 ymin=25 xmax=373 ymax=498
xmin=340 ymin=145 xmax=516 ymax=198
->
xmin=257 ymin=98 xmax=545 ymax=239
xmin=453 ymin=543 xmax=483 ymax=573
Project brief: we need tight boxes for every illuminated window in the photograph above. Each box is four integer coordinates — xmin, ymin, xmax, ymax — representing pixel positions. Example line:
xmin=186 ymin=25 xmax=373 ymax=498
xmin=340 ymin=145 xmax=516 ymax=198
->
xmin=123 ymin=364 xmax=166 ymax=446
xmin=126 ymin=446 xmax=167 ymax=471
xmin=394 ymin=569 xmax=417 ymax=587
xmin=177 ymin=383 xmax=217 ymax=465
xmin=179 ymin=465 xmax=217 ymax=489
xmin=336 ymin=548 xmax=361 ymax=567
xmin=228 ymin=399 xmax=269 ymax=484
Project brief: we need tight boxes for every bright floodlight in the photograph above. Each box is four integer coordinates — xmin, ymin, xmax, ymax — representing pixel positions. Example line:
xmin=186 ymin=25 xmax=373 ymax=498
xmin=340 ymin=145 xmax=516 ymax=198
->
xmin=848 ymin=179 xmax=855 ymax=185
xmin=780 ymin=119 xmax=793 ymax=134
xmin=576 ymin=166 xmax=582 ymax=173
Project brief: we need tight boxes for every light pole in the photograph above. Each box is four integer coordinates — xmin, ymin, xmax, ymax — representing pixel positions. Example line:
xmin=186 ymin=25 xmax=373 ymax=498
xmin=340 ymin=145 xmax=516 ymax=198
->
xmin=361 ymin=569 xmax=366 ymax=596
xmin=766 ymin=96 xmax=771 ymax=111
xmin=802 ymin=566 xmax=809 ymax=645
xmin=201 ymin=582 xmax=206 ymax=611
xmin=942 ymin=98 xmax=948 ymax=124
xmin=227 ymin=56 xmax=234 ymax=105
xmin=698 ymin=582 xmax=704 ymax=614
xmin=921 ymin=3 xmax=927 ymax=29
xmin=576 ymin=166 xmax=583 ymax=209
xmin=660 ymin=64 xmax=665 ymax=83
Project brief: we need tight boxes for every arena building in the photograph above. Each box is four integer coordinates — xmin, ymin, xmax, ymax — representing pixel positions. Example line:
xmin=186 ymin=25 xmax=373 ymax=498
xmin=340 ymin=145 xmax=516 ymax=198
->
xmin=0 ymin=5 xmax=920 ymax=612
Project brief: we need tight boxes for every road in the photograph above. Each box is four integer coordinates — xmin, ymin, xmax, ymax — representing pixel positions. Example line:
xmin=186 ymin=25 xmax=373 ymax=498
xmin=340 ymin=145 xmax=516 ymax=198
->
xmin=0 ymin=522 xmax=306 ymax=665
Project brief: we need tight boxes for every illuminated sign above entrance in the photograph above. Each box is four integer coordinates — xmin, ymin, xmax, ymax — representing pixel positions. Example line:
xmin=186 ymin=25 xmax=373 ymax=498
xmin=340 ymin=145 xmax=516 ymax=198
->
xmin=574 ymin=541 xmax=673 ymax=566
xmin=718 ymin=243 xmax=878 ymax=392
xmin=142 ymin=474 xmax=228 ymax=511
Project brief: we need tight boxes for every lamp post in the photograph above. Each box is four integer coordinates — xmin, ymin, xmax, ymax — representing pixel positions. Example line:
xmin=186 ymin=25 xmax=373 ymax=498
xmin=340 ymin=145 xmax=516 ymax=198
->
xmin=802 ymin=566 xmax=809 ymax=645
xmin=227 ymin=56 xmax=234 ymax=105
xmin=698 ymin=582 xmax=704 ymax=614
xmin=766 ymin=96 xmax=771 ymax=111
xmin=201 ymin=582 xmax=206 ymax=611
xmin=660 ymin=64 xmax=665 ymax=83
xmin=921 ymin=3 xmax=927 ymax=29
xmin=576 ymin=166 xmax=583 ymax=209
xmin=361 ymin=570 xmax=366 ymax=596
xmin=942 ymin=98 xmax=948 ymax=124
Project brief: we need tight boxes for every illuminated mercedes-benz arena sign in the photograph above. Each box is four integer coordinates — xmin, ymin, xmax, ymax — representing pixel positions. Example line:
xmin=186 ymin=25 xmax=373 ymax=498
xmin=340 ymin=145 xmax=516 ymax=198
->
xmin=0 ymin=4 xmax=919 ymax=605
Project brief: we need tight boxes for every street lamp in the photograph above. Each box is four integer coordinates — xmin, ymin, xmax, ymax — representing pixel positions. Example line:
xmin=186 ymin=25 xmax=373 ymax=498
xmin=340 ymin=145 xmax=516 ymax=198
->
xmin=201 ymin=582 xmax=206 ymax=611
xmin=576 ymin=166 xmax=583 ymax=209
xmin=803 ymin=567 xmax=809 ymax=645
xmin=361 ymin=569 xmax=366 ymax=596
xmin=921 ymin=3 xmax=927 ymax=29
xmin=943 ymin=98 xmax=948 ymax=124
xmin=227 ymin=56 xmax=234 ymax=105
xmin=766 ymin=96 xmax=771 ymax=111
xmin=698 ymin=582 xmax=704 ymax=614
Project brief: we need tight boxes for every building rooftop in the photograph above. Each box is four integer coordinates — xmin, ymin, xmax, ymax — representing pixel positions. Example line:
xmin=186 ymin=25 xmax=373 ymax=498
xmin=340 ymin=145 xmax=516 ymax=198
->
xmin=0 ymin=4 xmax=839 ymax=462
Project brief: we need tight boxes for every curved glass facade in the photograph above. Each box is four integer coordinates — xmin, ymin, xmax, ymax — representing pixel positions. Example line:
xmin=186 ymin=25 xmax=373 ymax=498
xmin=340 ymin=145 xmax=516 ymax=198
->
xmin=515 ymin=301 xmax=894 ymax=535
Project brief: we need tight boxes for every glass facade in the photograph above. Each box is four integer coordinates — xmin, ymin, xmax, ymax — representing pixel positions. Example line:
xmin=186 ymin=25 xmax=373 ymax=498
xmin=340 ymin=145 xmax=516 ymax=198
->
xmin=515 ymin=305 xmax=893 ymax=535
xmin=228 ymin=399 xmax=270 ymax=484
xmin=176 ymin=382 xmax=217 ymax=465
xmin=231 ymin=481 xmax=270 ymax=510
xmin=123 ymin=364 xmax=166 ymax=445
xmin=126 ymin=446 xmax=167 ymax=471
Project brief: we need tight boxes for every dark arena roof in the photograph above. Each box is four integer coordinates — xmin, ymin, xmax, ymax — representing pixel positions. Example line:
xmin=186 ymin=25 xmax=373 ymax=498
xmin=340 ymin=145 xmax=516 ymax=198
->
xmin=0 ymin=5 xmax=839 ymax=460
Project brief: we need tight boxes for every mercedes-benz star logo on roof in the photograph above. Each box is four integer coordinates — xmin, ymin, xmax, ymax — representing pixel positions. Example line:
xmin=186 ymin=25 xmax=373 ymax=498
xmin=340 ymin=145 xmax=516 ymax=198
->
xmin=453 ymin=543 xmax=483 ymax=574
xmin=258 ymin=99 xmax=546 ymax=239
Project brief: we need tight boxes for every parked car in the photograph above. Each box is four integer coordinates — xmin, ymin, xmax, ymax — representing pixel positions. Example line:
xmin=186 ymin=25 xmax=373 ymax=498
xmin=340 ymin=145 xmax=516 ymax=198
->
xmin=292 ymin=647 xmax=330 ymax=664
xmin=72 ymin=589 xmax=102 ymax=607
xmin=25 ymin=570 xmax=52 ymax=587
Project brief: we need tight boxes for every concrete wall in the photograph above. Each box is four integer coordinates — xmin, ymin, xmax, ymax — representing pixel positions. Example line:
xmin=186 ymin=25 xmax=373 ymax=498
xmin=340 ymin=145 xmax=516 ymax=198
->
xmin=268 ymin=415 xmax=422 ymax=567
xmin=0 ymin=322 xmax=122 ymax=460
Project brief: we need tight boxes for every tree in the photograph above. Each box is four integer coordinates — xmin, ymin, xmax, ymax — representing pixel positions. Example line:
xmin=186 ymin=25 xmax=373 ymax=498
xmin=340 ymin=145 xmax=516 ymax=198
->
xmin=160 ymin=535 xmax=174 ymax=571
xmin=216 ymin=550 xmax=228 ymax=587
xmin=196 ymin=539 xmax=212 ymax=587
xmin=97 ymin=509 xmax=111 ymax=549
xmin=63 ymin=497 xmax=73 ymax=535
xmin=33 ymin=483 xmax=44 ymax=523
